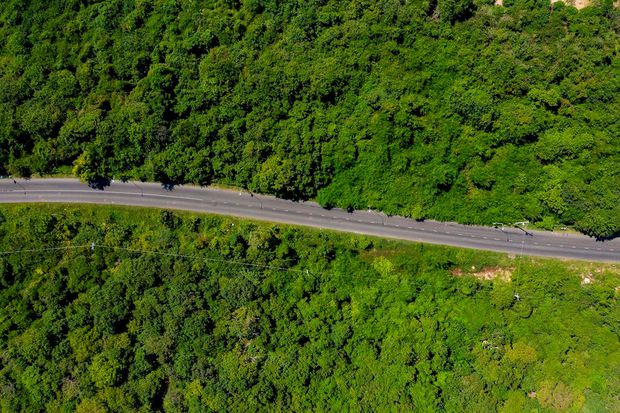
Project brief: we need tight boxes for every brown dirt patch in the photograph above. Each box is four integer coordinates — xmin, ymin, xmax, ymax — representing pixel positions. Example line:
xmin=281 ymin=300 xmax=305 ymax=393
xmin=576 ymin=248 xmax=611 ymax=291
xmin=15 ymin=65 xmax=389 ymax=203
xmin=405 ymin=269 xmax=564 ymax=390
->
xmin=581 ymin=272 xmax=594 ymax=285
xmin=494 ymin=0 xmax=620 ymax=8
xmin=551 ymin=0 xmax=591 ymax=9
xmin=451 ymin=266 xmax=512 ymax=282
xmin=571 ymin=264 xmax=620 ymax=287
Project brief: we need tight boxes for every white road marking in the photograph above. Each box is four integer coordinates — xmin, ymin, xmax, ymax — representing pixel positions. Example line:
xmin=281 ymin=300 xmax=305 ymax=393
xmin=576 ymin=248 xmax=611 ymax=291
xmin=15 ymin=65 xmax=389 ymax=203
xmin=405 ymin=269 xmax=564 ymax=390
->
xmin=22 ymin=189 xmax=206 ymax=202
xmin=5 ymin=180 xmax=620 ymax=262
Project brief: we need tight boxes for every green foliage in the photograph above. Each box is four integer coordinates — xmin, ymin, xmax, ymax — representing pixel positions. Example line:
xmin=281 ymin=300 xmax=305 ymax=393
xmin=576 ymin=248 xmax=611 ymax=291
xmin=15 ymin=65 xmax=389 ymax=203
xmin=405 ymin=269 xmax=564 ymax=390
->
xmin=0 ymin=1 xmax=618 ymax=237
xmin=437 ymin=0 xmax=476 ymax=22
xmin=0 ymin=204 xmax=618 ymax=411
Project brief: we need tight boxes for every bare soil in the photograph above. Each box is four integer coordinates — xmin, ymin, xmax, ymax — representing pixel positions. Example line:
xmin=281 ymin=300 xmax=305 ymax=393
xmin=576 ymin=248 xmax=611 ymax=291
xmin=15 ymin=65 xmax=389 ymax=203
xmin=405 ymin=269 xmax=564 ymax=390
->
xmin=451 ymin=266 xmax=513 ymax=282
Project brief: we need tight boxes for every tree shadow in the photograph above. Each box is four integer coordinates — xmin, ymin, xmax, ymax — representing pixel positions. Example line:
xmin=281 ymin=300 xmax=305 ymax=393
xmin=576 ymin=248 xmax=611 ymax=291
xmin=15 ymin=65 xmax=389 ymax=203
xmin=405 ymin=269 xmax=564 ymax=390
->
xmin=88 ymin=178 xmax=111 ymax=190
xmin=595 ymin=232 xmax=619 ymax=242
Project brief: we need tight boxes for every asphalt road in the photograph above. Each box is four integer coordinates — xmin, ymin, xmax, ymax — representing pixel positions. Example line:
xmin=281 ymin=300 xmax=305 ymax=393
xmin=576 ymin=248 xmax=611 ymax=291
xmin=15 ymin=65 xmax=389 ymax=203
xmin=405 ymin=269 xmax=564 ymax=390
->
xmin=0 ymin=178 xmax=618 ymax=262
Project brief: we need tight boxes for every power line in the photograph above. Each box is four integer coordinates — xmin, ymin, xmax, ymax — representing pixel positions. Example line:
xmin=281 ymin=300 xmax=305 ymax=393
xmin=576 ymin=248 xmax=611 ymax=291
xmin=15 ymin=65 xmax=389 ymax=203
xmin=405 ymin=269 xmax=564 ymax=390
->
xmin=0 ymin=242 xmax=308 ymax=275
xmin=96 ymin=244 xmax=307 ymax=274
xmin=0 ymin=244 xmax=91 ymax=256
xmin=514 ymin=222 xmax=529 ymax=301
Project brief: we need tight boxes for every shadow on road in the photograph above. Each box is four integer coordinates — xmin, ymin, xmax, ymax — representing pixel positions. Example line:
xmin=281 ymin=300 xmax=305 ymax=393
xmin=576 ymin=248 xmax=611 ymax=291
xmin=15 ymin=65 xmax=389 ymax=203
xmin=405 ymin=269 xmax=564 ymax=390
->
xmin=88 ymin=178 xmax=111 ymax=190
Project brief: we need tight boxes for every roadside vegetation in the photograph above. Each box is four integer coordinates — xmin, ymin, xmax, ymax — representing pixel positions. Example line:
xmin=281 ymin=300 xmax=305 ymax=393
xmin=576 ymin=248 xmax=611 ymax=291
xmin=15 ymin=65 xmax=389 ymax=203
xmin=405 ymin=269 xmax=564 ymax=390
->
xmin=0 ymin=205 xmax=618 ymax=411
xmin=0 ymin=1 xmax=619 ymax=237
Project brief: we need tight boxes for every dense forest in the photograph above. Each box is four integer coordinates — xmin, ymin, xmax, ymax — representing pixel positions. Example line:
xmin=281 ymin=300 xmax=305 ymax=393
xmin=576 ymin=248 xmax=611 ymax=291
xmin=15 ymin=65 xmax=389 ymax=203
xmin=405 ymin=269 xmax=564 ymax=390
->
xmin=0 ymin=204 xmax=618 ymax=411
xmin=0 ymin=0 xmax=619 ymax=238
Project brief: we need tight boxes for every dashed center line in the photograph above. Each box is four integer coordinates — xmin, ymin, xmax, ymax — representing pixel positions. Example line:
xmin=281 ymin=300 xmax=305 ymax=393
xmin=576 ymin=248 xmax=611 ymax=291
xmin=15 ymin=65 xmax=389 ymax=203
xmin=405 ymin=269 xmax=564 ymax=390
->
xmin=5 ymin=181 xmax=620 ymax=262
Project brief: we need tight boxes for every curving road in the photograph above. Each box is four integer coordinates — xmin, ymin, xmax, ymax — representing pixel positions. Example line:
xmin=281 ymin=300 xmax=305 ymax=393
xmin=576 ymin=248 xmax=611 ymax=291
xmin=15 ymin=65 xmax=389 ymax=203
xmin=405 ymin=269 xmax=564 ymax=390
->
xmin=0 ymin=178 xmax=618 ymax=262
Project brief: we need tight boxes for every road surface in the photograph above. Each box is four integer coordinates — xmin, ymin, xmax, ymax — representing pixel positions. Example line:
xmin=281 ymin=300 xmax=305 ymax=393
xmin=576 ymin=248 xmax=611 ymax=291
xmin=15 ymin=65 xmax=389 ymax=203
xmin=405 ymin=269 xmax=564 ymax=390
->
xmin=0 ymin=178 xmax=618 ymax=262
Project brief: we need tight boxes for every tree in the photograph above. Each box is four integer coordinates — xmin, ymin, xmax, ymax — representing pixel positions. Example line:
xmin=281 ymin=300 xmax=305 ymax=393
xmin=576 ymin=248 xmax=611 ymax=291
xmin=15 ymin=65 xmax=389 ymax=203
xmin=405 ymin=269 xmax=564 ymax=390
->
xmin=437 ymin=0 xmax=475 ymax=23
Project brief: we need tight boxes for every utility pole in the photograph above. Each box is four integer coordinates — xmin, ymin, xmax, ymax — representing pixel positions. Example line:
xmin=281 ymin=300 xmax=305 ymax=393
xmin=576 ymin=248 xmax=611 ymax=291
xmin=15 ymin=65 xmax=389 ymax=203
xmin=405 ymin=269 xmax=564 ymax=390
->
xmin=514 ymin=221 xmax=531 ymax=236
xmin=493 ymin=222 xmax=508 ymax=242
xmin=132 ymin=181 xmax=144 ymax=197
xmin=249 ymin=192 xmax=262 ymax=209
xmin=10 ymin=176 xmax=26 ymax=195
xmin=513 ymin=221 xmax=529 ymax=302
